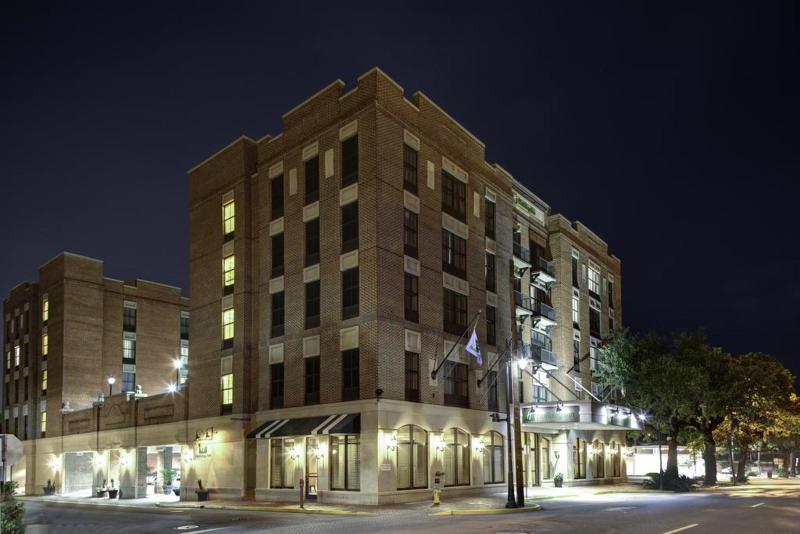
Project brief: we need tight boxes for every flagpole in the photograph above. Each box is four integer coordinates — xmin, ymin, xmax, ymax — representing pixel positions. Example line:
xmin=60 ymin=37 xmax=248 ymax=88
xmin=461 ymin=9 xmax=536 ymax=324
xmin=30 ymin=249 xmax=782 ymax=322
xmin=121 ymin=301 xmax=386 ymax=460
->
xmin=430 ymin=308 xmax=482 ymax=380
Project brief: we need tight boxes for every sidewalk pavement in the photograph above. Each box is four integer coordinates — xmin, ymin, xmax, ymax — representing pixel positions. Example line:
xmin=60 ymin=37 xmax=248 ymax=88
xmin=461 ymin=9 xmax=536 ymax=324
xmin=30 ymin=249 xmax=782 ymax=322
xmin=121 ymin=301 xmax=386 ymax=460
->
xmin=22 ymin=482 xmax=653 ymax=516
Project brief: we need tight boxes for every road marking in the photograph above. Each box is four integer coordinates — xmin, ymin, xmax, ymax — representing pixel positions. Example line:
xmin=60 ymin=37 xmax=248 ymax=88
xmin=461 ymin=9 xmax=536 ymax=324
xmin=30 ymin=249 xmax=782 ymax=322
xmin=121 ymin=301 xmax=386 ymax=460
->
xmin=663 ymin=524 xmax=699 ymax=534
xmin=751 ymin=502 xmax=765 ymax=508
xmin=190 ymin=529 xmax=232 ymax=534
xmin=175 ymin=527 xmax=198 ymax=531
xmin=604 ymin=506 xmax=635 ymax=512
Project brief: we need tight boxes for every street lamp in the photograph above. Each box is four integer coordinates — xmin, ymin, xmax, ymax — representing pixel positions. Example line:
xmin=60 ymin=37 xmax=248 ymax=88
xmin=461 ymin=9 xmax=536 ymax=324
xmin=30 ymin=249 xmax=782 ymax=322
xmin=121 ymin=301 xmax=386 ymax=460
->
xmin=167 ymin=383 xmax=177 ymax=394
xmin=107 ymin=376 xmax=116 ymax=397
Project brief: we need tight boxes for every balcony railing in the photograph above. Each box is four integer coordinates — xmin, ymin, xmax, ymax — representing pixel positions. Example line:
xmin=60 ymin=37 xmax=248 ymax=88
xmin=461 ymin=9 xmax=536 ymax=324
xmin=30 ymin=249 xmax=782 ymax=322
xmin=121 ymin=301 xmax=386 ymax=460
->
xmin=514 ymin=291 xmax=533 ymax=311
xmin=516 ymin=294 xmax=557 ymax=323
xmin=513 ymin=242 xmax=531 ymax=264
xmin=529 ymin=343 xmax=558 ymax=368
xmin=531 ymin=257 xmax=557 ymax=285
xmin=535 ymin=301 xmax=556 ymax=322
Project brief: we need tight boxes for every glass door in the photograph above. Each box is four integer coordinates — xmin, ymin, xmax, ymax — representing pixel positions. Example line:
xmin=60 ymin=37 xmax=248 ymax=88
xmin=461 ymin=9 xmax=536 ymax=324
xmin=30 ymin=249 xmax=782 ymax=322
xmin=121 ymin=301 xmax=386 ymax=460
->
xmin=305 ymin=437 xmax=318 ymax=499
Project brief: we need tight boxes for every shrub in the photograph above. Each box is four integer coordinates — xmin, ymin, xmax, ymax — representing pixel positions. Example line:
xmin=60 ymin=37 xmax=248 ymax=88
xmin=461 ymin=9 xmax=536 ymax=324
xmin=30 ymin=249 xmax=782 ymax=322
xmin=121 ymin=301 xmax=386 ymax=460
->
xmin=642 ymin=472 xmax=695 ymax=492
xmin=1 ymin=481 xmax=25 ymax=534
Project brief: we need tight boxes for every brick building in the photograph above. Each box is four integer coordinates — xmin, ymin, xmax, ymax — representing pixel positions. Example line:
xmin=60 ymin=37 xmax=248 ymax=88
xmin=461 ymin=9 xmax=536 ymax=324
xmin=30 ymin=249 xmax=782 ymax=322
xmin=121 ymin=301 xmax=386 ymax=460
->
xmin=6 ymin=68 xmax=636 ymax=503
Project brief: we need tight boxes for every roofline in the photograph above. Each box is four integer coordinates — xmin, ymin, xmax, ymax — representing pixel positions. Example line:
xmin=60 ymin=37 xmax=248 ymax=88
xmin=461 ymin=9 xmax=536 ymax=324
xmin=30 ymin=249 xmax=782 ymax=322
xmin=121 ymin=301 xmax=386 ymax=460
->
xmin=281 ymin=79 xmax=346 ymax=120
xmin=412 ymin=90 xmax=486 ymax=149
xmin=187 ymin=135 xmax=257 ymax=175
xmin=39 ymin=251 xmax=103 ymax=271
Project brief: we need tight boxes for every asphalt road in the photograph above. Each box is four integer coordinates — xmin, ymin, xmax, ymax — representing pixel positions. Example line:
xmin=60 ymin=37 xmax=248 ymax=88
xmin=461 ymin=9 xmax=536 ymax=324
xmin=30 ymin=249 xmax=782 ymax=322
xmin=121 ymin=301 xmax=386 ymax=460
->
xmin=22 ymin=484 xmax=800 ymax=533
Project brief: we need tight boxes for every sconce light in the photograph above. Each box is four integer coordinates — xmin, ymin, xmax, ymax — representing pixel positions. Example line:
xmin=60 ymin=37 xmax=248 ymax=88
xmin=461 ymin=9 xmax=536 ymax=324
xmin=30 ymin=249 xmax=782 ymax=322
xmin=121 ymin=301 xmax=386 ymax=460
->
xmin=556 ymin=403 xmax=563 ymax=412
xmin=473 ymin=438 xmax=486 ymax=453
xmin=91 ymin=454 xmax=106 ymax=468
xmin=433 ymin=436 xmax=446 ymax=453
xmin=48 ymin=456 xmax=62 ymax=470
xmin=183 ymin=449 xmax=195 ymax=464
xmin=290 ymin=446 xmax=302 ymax=461
xmin=311 ymin=445 xmax=325 ymax=460
xmin=385 ymin=434 xmax=398 ymax=452
xmin=119 ymin=451 xmax=131 ymax=467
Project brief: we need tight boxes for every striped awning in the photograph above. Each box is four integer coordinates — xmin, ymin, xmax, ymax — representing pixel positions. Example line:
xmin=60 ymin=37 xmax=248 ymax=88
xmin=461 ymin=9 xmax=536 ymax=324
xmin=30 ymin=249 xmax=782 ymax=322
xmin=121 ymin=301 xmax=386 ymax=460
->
xmin=247 ymin=413 xmax=360 ymax=439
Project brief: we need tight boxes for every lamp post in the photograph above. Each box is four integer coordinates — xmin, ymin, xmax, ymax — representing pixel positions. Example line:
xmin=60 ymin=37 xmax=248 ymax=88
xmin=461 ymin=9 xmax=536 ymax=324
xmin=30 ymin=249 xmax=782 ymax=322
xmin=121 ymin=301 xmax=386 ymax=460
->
xmin=107 ymin=376 xmax=116 ymax=397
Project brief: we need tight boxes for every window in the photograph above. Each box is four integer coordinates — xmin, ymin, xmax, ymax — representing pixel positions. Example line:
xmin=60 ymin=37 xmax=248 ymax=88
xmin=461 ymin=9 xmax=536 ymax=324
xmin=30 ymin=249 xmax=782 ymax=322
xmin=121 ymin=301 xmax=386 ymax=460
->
xmin=573 ymin=334 xmax=580 ymax=369
xmin=403 ymin=144 xmax=418 ymax=194
xmin=221 ymin=373 xmax=233 ymax=412
xmin=123 ymin=302 xmax=137 ymax=332
xmin=24 ymin=378 xmax=29 ymax=401
xmin=442 ymin=230 xmax=467 ymax=278
xmin=223 ymin=254 xmax=235 ymax=294
xmin=41 ymin=369 xmax=48 ymax=395
xmin=123 ymin=335 xmax=136 ymax=364
xmin=40 ymin=410 xmax=46 ymax=437
xmin=341 ymin=135 xmax=359 ymax=187
xmin=589 ymin=307 xmax=601 ymax=337
xmin=518 ymin=367 xmax=524 ymax=403
xmin=331 ymin=434 xmax=360 ymax=490
xmin=14 ymin=345 xmax=20 ymax=368
xmin=485 ymin=252 xmax=496 ymax=293
xmin=572 ymin=293 xmax=580 ymax=327
xmin=540 ymin=437 xmax=552 ymax=479
xmin=571 ymin=252 xmax=579 ymax=288
xmin=443 ymin=428 xmax=470 ymax=486
xmin=179 ymin=340 xmax=189 ymax=383
xmin=609 ymin=441 xmax=621 ymax=477
xmin=271 ymin=291 xmax=285 ymax=338
xmin=588 ymin=264 xmax=600 ymax=297
xmin=271 ymin=174 xmax=284 ymax=220
xmin=305 ymin=156 xmax=319 ymax=204
xmin=486 ymin=305 xmax=496 ymax=346
xmin=271 ymin=233 xmax=284 ymax=278
xmin=223 ymin=199 xmax=235 ymax=238
xmin=42 ymin=333 xmax=48 ymax=358
xmin=609 ymin=314 xmax=615 ymax=331
xmin=14 ymin=379 xmax=18 ymax=403
xmin=222 ymin=307 xmax=234 ymax=346
xmin=397 ymin=425 xmax=427 ymax=489
xmin=342 ymin=349 xmax=359 ymax=401
xmin=443 ymin=289 xmax=468 ymax=335
xmin=270 ymin=437 xmax=295 ymax=488
xmin=305 ymin=218 xmax=320 ymax=266
xmin=342 ymin=268 xmax=359 ymax=319
xmin=5 ymin=350 xmax=9 ymax=370
xmin=593 ymin=441 xmax=605 ymax=479
xmin=608 ymin=279 xmax=615 ymax=309
xmin=270 ymin=363 xmax=284 ymax=409
xmin=404 ymin=274 xmax=418 ymax=323
xmin=403 ymin=209 xmax=418 ymax=258
xmin=483 ymin=431 xmax=504 ymax=484
xmin=341 ymin=202 xmax=359 ymax=253
xmin=180 ymin=311 xmax=189 ymax=340
xmin=305 ymin=281 xmax=320 ymax=329
xmin=305 ymin=356 xmax=320 ymax=405
xmin=442 ymin=170 xmax=466 ymax=221
xmin=404 ymin=352 xmax=419 ymax=402
xmin=486 ymin=370 xmax=500 ymax=413
xmin=485 ymin=198 xmax=496 ymax=240
xmin=444 ymin=361 xmax=469 ymax=408
xmin=122 ymin=371 xmax=135 ymax=393
xmin=42 ymin=294 xmax=49 ymax=323
xmin=573 ymin=438 xmax=586 ymax=479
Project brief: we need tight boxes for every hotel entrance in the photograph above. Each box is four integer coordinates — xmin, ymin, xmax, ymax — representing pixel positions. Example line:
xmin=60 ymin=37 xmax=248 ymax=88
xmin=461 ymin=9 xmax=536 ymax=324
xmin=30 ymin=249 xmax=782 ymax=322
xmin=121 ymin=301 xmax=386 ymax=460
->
xmin=305 ymin=437 xmax=319 ymax=500
xmin=522 ymin=432 xmax=556 ymax=490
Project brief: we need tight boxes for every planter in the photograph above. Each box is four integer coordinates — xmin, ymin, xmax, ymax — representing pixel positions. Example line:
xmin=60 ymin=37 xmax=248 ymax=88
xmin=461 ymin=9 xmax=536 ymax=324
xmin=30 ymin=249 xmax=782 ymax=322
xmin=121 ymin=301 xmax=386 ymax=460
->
xmin=108 ymin=489 xmax=119 ymax=499
xmin=96 ymin=490 xmax=108 ymax=498
xmin=173 ymin=488 xmax=180 ymax=497
xmin=162 ymin=484 xmax=173 ymax=495
xmin=42 ymin=487 xmax=56 ymax=496
xmin=554 ymin=476 xmax=564 ymax=488
xmin=196 ymin=490 xmax=209 ymax=502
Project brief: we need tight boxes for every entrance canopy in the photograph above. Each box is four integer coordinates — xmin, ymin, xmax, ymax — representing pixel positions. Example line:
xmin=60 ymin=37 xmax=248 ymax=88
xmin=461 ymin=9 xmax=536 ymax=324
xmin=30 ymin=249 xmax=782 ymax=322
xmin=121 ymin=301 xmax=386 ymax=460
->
xmin=520 ymin=401 xmax=641 ymax=432
xmin=248 ymin=413 xmax=360 ymax=439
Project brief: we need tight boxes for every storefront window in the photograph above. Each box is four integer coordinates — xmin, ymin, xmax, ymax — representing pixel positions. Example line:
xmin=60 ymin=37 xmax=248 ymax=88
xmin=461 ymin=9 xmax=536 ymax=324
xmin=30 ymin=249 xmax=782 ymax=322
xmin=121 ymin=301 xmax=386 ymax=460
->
xmin=573 ymin=438 xmax=586 ymax=479
xmin=443 ymin=428 xmax=470 ymax=487
xmin=609 ymin=441 xmax=621 ymax=477
xmin=331 ymin=435 xmax=360 ymax=490
xmin=483 ymin=431 xmax=504 ymax=484
xmin=270 ymin=438 xmax=295 ymax=489
xmin=593 ymin=441 xmax=605 ymax=479
xmin=397 ymin=425 xmax=427 ymax=490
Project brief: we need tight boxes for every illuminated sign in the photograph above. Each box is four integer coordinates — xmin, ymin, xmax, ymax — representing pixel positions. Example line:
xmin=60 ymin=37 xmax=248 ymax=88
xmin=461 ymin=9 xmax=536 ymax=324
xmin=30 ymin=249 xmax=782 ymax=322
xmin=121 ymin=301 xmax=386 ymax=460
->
xmin=523 ymin=406 xmax=579 ymax=423
xmin=513 ymin=194 xmax=538 ymax=219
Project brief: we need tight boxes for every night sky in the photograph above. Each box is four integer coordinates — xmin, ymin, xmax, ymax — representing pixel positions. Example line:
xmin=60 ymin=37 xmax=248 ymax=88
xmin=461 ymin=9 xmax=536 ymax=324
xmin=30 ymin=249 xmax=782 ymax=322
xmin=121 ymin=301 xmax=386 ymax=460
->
xmin=2 ymin=2 xmax=798 ymax=381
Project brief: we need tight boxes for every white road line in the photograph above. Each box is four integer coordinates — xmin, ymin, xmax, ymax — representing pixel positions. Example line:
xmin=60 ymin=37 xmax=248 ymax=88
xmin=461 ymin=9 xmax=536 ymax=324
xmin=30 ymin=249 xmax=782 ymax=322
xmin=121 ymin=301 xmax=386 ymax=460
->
xmin=190 ymin=528 xmax=233 ymax=534
xmin=751 ymin=502 xmax=765 ymax=508
xmin=663 ymin=524 xmax=699 ymax=534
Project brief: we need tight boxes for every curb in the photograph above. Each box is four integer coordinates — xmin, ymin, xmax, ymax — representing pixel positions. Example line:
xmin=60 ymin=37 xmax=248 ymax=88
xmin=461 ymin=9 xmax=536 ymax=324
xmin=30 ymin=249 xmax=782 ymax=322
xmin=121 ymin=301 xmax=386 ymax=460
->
xmin=155 ymin=502 xmax=373 ymax=516
xmin=430 ymin=504 xmax=542 ymax=516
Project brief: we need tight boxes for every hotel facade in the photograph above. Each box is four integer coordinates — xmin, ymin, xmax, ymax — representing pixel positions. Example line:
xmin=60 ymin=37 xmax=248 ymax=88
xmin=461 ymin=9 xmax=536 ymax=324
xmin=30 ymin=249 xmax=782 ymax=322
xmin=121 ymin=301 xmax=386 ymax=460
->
xmin=3 ymin=69 xmax=637 ymax=504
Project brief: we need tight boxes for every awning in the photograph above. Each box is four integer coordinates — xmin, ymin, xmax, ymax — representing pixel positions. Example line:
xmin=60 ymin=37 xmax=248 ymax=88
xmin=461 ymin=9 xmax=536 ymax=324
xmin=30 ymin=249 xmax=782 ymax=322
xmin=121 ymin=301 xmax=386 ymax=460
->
xmin=248 ymin=413 xmax=360 ymax=439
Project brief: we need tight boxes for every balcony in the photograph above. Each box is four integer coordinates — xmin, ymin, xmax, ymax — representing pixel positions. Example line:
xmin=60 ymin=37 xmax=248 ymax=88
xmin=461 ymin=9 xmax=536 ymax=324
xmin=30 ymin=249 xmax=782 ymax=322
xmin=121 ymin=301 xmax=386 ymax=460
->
xmin=590 ymin=345 xmax=602 ymax=373
xmin=515 ymin=293 xmax=557 ymax=328
xmin=529 ymin=343 xmax=558 ymax=370
xmin=514 ymin=291 xmax=534 ymax=318
xmin=531 ymin=257 xmax=556 ymax=285
xmin=513 ymin=242 xmax=531 ymax=269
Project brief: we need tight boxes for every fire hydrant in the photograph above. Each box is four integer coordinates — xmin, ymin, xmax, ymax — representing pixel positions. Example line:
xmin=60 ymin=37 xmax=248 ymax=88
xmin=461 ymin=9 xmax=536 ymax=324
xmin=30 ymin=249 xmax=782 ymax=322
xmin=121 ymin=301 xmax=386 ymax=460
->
xmin=433 ymin=471 xmax=444 ymax=505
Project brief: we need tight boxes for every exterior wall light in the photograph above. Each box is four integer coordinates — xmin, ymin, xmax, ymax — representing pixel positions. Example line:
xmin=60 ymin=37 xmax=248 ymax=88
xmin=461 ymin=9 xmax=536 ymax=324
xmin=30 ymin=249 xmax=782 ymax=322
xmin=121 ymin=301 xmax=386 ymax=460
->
xmin=92 ymin=454 xmax=106 ymax=468
xmin=119 ymin=451 xmax=131 ymax=467
xmin=311 ymin=445 xmax=325 ymax=460
xmin=385 ymin=434 xmax=398 ymax=452
xmin=473 ymin=438 xmax=486 ymax=453
xmin=433 ymin=436 xmax=446 ymax=453
xmin=290 ymin=446 xmax=302 ymax=461
xmin=182 ymin=449 xmax=195 ymax=464
xmin=167 ymin=383 xmax=177 ymax=393
xmin=48 ymin=456 xmax=62 ymax=470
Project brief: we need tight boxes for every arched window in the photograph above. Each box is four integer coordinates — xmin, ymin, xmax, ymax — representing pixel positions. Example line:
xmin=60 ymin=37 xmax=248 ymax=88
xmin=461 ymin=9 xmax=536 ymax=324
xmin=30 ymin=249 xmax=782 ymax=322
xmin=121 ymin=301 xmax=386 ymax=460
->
xmin=573 ymin=437 xmax=586 ymax=479
xmin=443 ymin=428 xmax=470 ymax=487
xmin=397 ymin=425 xmax=427 ymax=490
xmin=593 ymin=440 xmax=605 ymax=479
xmin=609 ymin=441 xmax=621 ymax=477
xmin=483 ymin=431 xmax=504 ymax=484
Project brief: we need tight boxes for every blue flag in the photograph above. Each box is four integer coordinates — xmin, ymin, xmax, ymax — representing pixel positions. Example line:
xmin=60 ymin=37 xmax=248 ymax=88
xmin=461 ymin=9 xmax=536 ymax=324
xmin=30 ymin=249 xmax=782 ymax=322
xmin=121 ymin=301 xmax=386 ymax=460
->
xmin=465 ymin=326 xmax=482 ymax=366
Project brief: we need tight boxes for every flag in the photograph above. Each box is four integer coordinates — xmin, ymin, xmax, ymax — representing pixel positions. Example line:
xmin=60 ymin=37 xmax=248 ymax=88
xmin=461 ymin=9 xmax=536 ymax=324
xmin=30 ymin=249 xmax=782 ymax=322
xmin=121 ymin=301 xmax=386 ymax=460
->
xmin=465 ymin=326 xmax=482 ymax=366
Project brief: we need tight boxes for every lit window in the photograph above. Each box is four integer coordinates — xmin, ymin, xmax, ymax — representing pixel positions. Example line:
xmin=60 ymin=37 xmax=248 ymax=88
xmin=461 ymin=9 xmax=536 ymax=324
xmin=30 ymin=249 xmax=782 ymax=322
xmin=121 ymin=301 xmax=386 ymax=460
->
xmin=40 ymin=410 xmax=47 ymax=436
xmin=222 ymin=199 xmax=235 ymax=236
xmin=588 ymin=264 xmax=600 ymax=296
xmin=221 ymin=373 xmax=233 ymax=406
xmin=14 ymin=345 xmax=20 ymax=367
xmin=42 ymin=333 xmax=48 ymax=357
xmin=223 ymin=255 xmax=235 ymax=288
xmin=42 ymin=294 xmax=49 ymax=323
xmin=42 ymin=369 xmax=48 ymax=394
xmin=222 ymin=308 xmax=234 ymax=340
xmin=572 ymin=293 xmax=580 ymax=326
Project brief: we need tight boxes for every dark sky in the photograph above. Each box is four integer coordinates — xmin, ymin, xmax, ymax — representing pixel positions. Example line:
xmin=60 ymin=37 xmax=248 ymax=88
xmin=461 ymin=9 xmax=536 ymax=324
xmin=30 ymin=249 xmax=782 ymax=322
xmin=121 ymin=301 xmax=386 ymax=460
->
xmin=2 ymin=2 xmax=798 ymax=380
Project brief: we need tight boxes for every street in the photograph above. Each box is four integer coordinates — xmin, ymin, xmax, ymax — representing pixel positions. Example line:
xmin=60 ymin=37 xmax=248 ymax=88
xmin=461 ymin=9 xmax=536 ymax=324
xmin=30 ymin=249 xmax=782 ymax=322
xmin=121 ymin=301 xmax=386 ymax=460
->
xmin=21 ymin=480 xmax=800 ymax=533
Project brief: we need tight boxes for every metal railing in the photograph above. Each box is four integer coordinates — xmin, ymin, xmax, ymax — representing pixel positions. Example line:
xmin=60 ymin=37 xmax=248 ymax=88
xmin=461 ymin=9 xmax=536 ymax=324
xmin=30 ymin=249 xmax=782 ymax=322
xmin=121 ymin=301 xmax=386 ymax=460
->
xmin=529 ymin=343 xmax=558 ymax=367
xmin=513 ymin=242 xmax=530 ymax=263
xmin=535 ymin=257 xmax=555 ymax=277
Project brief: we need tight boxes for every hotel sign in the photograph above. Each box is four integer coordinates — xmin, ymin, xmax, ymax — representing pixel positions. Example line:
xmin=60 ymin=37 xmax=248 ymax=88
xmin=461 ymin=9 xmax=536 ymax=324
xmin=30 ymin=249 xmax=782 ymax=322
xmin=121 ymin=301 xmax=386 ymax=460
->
xmin=523 ymin=405 xmax=579 ymax=424
xmin=513 ymin=194 xmax=538 ymax=219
